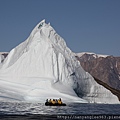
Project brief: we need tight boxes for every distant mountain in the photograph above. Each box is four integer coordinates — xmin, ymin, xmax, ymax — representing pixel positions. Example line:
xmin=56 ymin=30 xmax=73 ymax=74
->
xmin=76 ymin=52 xmax=120 ymax=100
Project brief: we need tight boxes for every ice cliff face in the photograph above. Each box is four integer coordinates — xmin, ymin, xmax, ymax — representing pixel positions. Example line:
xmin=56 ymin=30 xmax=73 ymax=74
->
xmin=0 ymin=20 xmax=119 ymax=103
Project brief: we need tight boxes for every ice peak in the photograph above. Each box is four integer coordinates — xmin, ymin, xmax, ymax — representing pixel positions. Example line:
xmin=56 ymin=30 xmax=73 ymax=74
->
xmin=41 ymin=19 xmax=45 ymax=23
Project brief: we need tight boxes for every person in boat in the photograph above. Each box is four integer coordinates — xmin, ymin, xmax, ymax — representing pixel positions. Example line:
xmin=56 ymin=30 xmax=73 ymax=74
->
xmin=55 ymin=99 xmax=58 ymax=104
xmin=51 ymin=99 xmax=56 ymax=104
xmin=49 ymin=99 xmax=52 ymax=103
xmin=46 ymin=99 xmax=48 ymax=102
xmin=58 ymin=98 xmax=62 ymax=104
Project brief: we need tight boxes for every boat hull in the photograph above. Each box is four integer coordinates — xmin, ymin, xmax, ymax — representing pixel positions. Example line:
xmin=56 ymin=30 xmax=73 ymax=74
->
xmin=45 ymin=102 xmax=66 ymax=106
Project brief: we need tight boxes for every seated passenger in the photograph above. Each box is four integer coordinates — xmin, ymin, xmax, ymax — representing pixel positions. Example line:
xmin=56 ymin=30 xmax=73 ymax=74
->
xmin=55 ymin=99 xmax=58 ymax=104
xmin=58 ymin=98 xmax=62 ymax=104
xmin=49 ymin=99 xmax=52 ymax=103
xmin=46 ymin=99 xmax=48 ymax=102
xmin=51 ymin=99 xmax=56 ymax=104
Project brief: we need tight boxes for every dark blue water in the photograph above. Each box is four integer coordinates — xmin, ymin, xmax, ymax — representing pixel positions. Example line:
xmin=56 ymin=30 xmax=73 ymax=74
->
xmin=0 ymin=102 xmax=120 ymax=115
xmin=0 ymin=102 xmax=120 ymax=119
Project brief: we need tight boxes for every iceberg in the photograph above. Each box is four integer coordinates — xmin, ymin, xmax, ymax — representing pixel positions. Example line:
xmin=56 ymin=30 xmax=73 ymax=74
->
xmin=0 ymin=20 xmax=119 ymax=103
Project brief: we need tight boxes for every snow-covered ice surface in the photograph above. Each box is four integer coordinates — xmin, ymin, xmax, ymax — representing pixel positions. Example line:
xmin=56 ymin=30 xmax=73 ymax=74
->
xmin=0 ymin=20 xmax=119 ymax=103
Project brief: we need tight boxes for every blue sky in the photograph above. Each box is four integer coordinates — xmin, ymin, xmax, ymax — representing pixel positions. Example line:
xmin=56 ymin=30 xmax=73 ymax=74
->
xmin=0 ymin=0 xmax=120 ymax=56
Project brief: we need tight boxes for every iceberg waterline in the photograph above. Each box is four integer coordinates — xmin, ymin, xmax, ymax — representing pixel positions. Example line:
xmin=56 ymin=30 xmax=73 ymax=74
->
xmin=0 ymin=20 xmax=119 ymax=103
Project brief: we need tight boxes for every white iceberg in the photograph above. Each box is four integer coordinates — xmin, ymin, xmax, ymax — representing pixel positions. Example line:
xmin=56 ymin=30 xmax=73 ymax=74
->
xmin=0 ymin=20 xmax=119 ymax=103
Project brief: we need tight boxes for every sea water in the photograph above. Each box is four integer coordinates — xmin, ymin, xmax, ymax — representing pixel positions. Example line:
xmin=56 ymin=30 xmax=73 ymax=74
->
xmin=0 ymin=102 xmax=120 ymax=119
